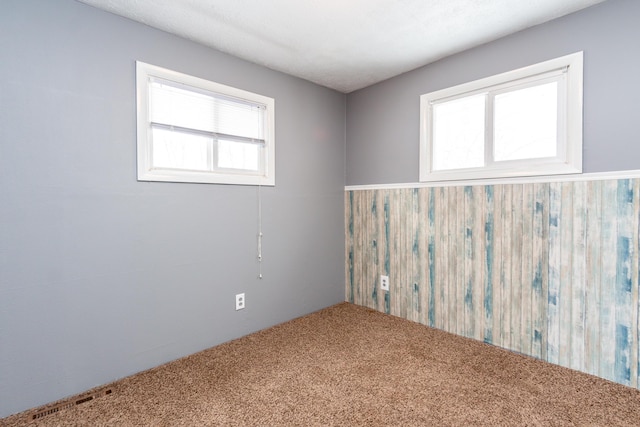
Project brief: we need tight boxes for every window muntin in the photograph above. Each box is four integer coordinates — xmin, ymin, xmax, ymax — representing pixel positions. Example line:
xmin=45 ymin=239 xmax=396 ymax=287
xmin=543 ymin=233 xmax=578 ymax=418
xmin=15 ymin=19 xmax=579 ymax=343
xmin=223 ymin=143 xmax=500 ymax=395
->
xmin=137 ymin=62 xmax=275 ymax=185
xmin=420 ymin=52 xmax=582 ymax=182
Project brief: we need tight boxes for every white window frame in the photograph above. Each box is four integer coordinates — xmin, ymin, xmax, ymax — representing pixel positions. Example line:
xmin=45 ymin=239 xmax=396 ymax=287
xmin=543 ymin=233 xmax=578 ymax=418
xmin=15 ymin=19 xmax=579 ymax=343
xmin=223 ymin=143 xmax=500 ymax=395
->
xmin=419 ymin=52 xmax=583 ymax=182
xmin=136 ymin=61 xmax=275 ymax=186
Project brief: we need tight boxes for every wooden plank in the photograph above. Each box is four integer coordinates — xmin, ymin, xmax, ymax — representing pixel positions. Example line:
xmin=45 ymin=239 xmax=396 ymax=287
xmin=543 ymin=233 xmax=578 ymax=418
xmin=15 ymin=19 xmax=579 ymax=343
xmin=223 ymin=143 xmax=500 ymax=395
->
xmin=634 ymin=178 xmax=640 ymax=389
xmin=444 ymin=186 xmax=456 ymax=334
xmin=435 ymin=186 xmax=448 ymax=329
xmin=351 ymin=190 xmax=362 ymax=305
xmin=431 ymin=188 xmax=439 ymax=328
xmin=600 ymin=180 xmax=617 ymax=381
xmin=369 ymin=191 xmax=380 ymax=311
xmin=521 ymin=183 xmax=534 ymax=356
xmin=358 ymin=191 xmax=366 ymax=308
xmin=382 ymin=191 xmax=391 ymax=314
xmin=375 ymin=190 xmax=386 ymax=313
xmin=511 ymin=184 xmax=523 ymax=352
xmin=399 ymin=188 xmax=407 ymax=317
xmin=360 ymin=190 xmax=370 ymax=309
xmin=531 ymin=183 xmax=549 ymax=360
xmin=585 ymin=180 xmax=602 ymax=376
xmin=416 ymin=188 xmax=427 ymax=325
xmin=473 ymin=185 xmax=485 ymax=341
xmin=391 ymin=190 xmax=399 ymax=316
xmin=547 ymin=181 xmax=562 ymax=364
xmin=345 ymin=191 xmax=354 ymax=303
xmin=571 ymin=181 xmax=587 ymax=372
xmin=427 ymin=187 xmax=436 ymax=328
xmin=368 ymin=190 xmax=380 ymax=311
xmin=455 ymin=186 xmax=466 ymax=336
xmin=389 ymin=190 xmax=403 ymax=316
xmin=404 ymin=188 xmax=414 ymax=320
xmin=615 ymin=179 xmax=633 ymax=386
xmin=395 ymin=189 xmax=406 ymax=318
xmin=484 ymin=185 xmax=495 ymax=344
xmin=438 ymin=188 xmax=448 ymax=332
xmin=501 ymin=184 xmax=513 ymax=350
xmin=464 ymin=186 xmax=475 ymax=339
xmin=408 ymin=188 xmax=423 ymax=322
xmin=558 ymin=181 xmax=574 ymax=368
xmin=442 ymin=186 xmax=451 ymax=331
xmin=359 ymin=190 xmax=369 ymax=307
xmin=491 ymin=184 xmax=504 ymax=347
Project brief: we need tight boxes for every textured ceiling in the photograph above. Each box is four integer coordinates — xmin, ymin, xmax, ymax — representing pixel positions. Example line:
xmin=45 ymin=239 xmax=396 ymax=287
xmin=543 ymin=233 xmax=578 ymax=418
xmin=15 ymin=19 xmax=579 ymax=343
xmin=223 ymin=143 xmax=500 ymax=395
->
xmin=77 ymin=0 xmax=606 ymax=93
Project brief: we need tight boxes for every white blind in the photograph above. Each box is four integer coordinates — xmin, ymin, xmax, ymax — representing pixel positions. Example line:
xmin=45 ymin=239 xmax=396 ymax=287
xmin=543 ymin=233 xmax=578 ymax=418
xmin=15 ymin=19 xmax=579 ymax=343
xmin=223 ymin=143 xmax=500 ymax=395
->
xmin=149 ymin=77 xmax=265 ymax=141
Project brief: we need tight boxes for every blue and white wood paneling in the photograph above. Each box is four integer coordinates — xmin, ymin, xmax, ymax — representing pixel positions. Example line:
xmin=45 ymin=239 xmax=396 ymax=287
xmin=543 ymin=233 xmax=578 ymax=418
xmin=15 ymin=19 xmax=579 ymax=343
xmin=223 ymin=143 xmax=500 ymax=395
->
xmin=346 ymin=177 xmax=640 ymax=390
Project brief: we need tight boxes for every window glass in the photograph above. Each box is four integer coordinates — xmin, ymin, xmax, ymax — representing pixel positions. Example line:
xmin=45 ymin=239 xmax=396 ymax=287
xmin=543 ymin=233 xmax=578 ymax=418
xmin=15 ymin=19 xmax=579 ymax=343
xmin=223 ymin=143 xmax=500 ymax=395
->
xmin=218 ymin=139 xmax=261 ymax=172
xmin=494 ymin=81 xmax=558 ymax=162
xmin=419 ymin=52 xmax=582 ymax=182
xmin=137 ymin=61 xmax=275 ymax=186
xmin=151 ymin=128 xmax=210 ymax=171
xmin=432 ymin=94 xmax=485 ymax=171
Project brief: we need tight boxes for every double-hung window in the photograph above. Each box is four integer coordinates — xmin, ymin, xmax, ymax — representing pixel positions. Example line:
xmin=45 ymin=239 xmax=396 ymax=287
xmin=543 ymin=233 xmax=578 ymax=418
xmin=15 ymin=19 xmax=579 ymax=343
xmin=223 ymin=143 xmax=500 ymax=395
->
xmin=420 ymin=52 xmax=583 ymax=182
xmin=137 ymin=61 xmax=275 ymax=185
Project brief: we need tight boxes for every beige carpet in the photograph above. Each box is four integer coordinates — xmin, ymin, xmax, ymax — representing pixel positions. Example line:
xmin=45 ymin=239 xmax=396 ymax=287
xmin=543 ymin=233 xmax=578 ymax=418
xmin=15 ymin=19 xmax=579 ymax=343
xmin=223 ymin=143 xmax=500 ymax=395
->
xmin=3 ymin=302 xmax=640 ymax=426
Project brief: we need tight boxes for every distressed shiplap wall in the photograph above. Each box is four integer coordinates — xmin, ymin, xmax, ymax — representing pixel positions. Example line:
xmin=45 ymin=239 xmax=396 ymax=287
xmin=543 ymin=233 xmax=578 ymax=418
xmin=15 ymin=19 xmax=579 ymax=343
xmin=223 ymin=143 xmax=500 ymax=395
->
xmin=345 ymin=178 xmax=640 ymax=388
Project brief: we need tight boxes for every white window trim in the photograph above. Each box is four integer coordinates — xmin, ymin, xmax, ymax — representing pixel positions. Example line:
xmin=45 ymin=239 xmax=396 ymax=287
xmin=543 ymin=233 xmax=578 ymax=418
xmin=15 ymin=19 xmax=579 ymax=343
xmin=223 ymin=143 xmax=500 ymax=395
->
xmin=136 ymin=61 xmax=275 ymax=186
xmin=419 ymin=52 xmax=583 ymax=183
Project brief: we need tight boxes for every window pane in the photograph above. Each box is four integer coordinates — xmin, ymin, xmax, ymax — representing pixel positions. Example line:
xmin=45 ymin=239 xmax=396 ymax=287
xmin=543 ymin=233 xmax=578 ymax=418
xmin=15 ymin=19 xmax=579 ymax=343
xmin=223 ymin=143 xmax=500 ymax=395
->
xmin=151 ymin=127 xmax=210 ymax=171
xmin=218 ymin=140 xmax=261 ymax=172
xmin=494 ymin=82 xmax=558 ymax=161
xmin=432 ymin=94 xmax=485 ymax=171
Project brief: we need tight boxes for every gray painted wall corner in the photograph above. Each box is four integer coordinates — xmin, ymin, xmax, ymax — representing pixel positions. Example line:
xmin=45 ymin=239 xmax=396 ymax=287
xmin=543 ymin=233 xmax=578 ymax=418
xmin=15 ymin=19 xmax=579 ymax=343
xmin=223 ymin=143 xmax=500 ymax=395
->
xmin=0 ymin=0 xmax=346 ymax=418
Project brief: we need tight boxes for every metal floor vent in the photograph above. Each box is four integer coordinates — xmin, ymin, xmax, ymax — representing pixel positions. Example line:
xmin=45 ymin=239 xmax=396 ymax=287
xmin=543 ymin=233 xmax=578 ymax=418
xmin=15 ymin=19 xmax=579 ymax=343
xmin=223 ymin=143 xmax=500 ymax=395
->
xmin=30 ymin=387 xmax=113 ymax=421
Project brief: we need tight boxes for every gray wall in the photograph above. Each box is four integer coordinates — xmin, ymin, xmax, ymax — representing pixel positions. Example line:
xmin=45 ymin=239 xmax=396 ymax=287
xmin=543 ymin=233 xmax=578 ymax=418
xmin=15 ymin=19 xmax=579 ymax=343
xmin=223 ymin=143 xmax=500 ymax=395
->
xmin=346 ymin=0 xmax=640 ymax=186
xmin=0 ymin=0 xmax=345 ymax=418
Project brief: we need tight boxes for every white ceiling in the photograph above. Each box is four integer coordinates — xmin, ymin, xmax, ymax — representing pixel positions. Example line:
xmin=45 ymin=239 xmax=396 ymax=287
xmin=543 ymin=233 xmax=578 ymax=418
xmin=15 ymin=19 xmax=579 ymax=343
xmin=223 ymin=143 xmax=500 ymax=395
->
xmin=77 ymin=0 xmax=606 ymax=93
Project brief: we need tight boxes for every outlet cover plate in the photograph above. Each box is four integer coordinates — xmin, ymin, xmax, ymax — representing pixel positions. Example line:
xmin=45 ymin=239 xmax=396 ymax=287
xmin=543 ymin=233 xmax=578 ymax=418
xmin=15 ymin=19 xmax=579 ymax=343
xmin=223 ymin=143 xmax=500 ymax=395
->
xmin=380 ymin=275 xmax=389 ymax=291
xmin=236 ymin=293 xmax=245 ymax=310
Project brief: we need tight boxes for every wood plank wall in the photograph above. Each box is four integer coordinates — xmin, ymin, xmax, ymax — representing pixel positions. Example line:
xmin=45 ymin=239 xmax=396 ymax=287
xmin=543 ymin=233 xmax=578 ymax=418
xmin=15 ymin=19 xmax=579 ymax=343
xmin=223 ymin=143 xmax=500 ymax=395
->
xmin=345 ymin=178 xmax=640 ymax=388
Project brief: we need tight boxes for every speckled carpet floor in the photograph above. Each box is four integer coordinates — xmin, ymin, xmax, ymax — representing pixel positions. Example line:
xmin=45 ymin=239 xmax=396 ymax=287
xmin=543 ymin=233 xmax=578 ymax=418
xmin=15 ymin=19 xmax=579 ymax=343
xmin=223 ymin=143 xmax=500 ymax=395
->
xmin=3 ymin=302 xmax=640 ymax=426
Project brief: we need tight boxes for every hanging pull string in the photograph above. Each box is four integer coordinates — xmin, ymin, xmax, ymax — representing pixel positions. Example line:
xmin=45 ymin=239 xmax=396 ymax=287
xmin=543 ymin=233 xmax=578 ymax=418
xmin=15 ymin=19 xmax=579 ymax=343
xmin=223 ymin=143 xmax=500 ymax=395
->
xmin=257 ymin=184 xmax=263 ymax=279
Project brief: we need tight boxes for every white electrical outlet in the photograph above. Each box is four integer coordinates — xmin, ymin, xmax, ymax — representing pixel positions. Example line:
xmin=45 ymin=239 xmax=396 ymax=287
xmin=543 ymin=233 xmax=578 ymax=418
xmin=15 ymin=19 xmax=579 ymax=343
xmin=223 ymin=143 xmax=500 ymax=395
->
xmin=380 ymin=275 xmax=390 ymax=291
xmin=235 ymin=293 xmax=245 ymax=310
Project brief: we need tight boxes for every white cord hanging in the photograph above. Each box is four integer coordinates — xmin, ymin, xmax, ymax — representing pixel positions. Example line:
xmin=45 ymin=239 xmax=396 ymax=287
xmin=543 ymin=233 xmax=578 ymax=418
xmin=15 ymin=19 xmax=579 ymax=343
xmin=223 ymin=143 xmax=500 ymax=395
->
xmin=257 ymin=184 xmax=263 ymax=279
